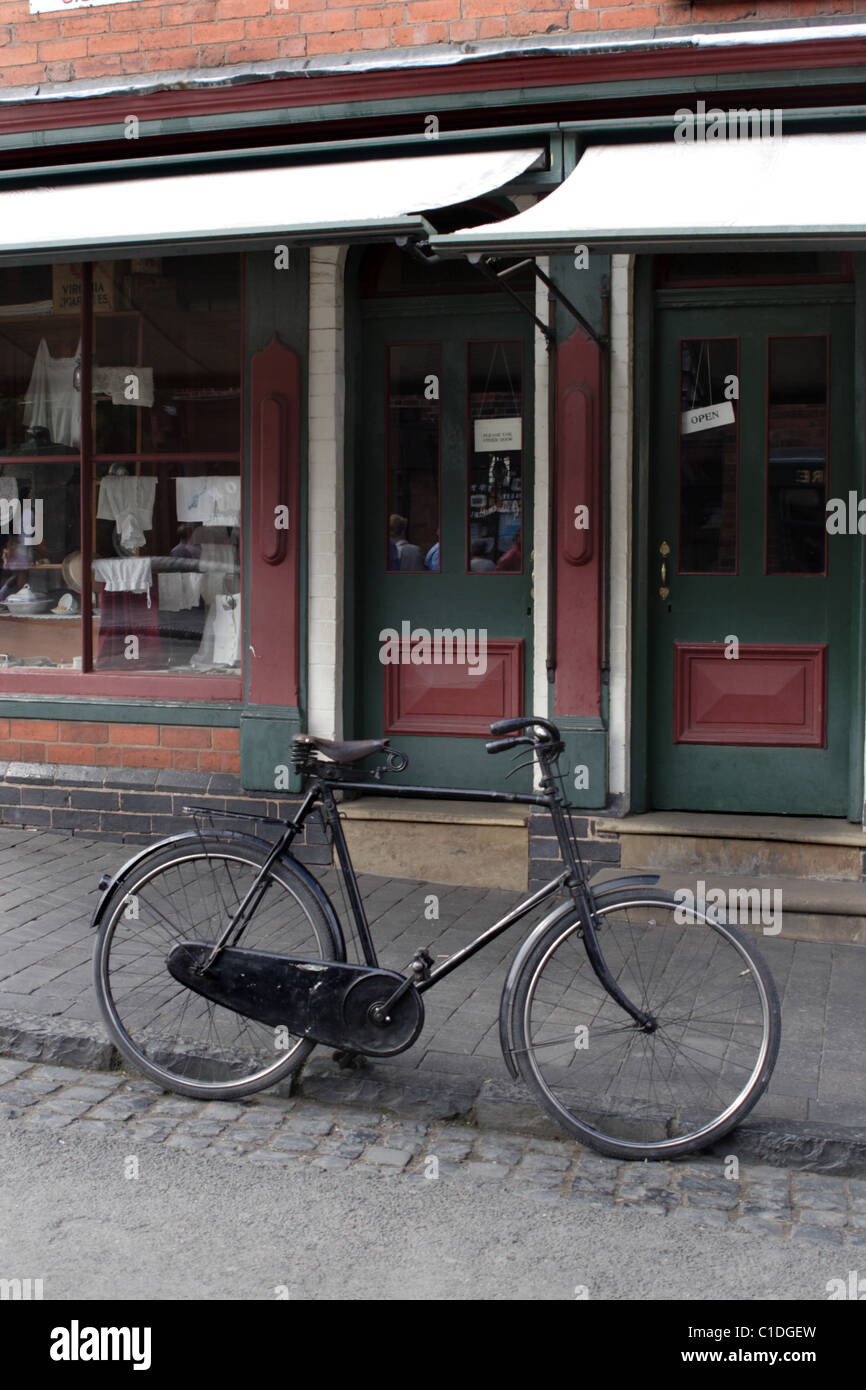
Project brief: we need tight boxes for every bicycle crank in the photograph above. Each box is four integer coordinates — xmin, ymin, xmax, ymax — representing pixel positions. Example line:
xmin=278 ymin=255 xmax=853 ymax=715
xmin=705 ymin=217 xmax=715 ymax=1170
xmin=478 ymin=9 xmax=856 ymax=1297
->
xmin=166 ymin=944 xmax=424 ymax=1057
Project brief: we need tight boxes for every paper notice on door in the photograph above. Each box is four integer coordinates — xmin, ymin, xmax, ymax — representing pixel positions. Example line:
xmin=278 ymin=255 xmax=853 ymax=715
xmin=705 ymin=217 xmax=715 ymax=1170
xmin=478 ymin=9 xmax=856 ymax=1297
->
xmin=473 ymin=417 xmax=522 ymax=452
xmin=681 ymin=401 xmax=735 ymax=435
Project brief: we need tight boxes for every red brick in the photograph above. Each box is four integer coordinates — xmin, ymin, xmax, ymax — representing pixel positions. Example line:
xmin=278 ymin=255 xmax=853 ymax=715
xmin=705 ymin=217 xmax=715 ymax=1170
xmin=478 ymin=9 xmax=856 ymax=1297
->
xmin=243 ymin=15 xmax=301 ymax=34
xmin=682 ymin=0 xmax=754 ymax=16
xmin=61 ymin=12 xmax=113 ymax=34
xmin=109 ymin=7 xmax=163 ymax=30
xmin=788 ymin=0 xmax=819 ymax=12
xmin=568 ymin=8 xmax=601 ymax=25
xmin=54 ymin=744 xmax=96 ymax=765
xmin=356 ymin=6 xmax=396 ymax=23
xmin=87 ymin=31 xmax=140 ymax=53
xmin=0 ymin=742 xmax=21 ymax=760
xmin=18 ymin=743 xmax=47 ymax=762
xmin=478 ymin=16 xmax=506 ymax=35
xmin=0 ymin=43 xmax=38 ymax=64
xmin=122 ymin=747 xmax=173 ymax=769
xmin=300 ymin=8 xmax=356 ymax=30
xmin=212 ymin=727 xmax=240 ymax=750
xmin=359 ymin=26 xmax=393 ymax=45
xmin=508 ymin=12 xmax=568 ymax=32
xmin=195 ymin=42 xmax=226 ymax=64
xmin=162 ymin=1 xmax=216 ymax=21
xmin=599 ymin=4 xmax=659 ymax=25
xmin=37 ymin=37 xmax=89 ymax=58
xmin=109 ymin=724 xmax=160 ymax=746
xmin=45 ymin=61 xmax=73 ymax=80
xmin=224 ymin=38 xmax=280 ymax=58
xmin=0 ymin=66 xmax=45 ymax=87
xmin=144 ymin=45 xmax=199 ymax=67
xmin=191 ymin=19 xmax=245 ymax=39
xmin=219 ymin=0 xmax=271 ymax=15
xmin=94 ymin=746 xmax=124 ymax=766
xmin=306 ymin=28 xmax=361 ymax=48
xmin=406 ymin=0 xmax=461 ymax=19
xmin=276 ymin=34 xmax=306 ymax=53
xmin=160 ymin=725 xmax=211 ymax=749
xmin=73 ymin=56 xmax=124 ymax=76
xmin=449 ymin=18 xmax=478 ymax=38
xmin=169 ymin=750 xmax=201 ymax=771
xmin=16 ymin=19 xmax=63 ymax=40
xmin=0 ymin=718 xmax=9 ymax=738
xmin=58 ymin=722 xmax=110 ymax=744
xmin=11 ymin=719 xmax=58 ymax=741
xmin=120 ymin=52 xmax=150 ymax=72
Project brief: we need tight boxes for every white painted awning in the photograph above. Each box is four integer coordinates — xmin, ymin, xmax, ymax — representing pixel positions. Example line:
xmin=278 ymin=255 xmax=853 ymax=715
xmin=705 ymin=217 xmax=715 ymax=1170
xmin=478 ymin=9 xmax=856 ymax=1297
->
xmin=431 ymin=133 xmax=866 ymax=256
xmin=0 ymin=145 xmax=543 ymax=261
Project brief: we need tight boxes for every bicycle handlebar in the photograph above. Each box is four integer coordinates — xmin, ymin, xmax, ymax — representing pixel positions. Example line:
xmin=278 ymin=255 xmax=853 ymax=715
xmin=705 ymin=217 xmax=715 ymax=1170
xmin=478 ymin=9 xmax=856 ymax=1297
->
xmin=489 ymin=716 xmax=561 ymax=743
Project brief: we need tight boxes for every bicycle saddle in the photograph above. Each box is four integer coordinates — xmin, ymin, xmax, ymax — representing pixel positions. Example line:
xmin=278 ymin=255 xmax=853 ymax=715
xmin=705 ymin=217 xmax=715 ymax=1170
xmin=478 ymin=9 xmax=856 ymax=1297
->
xmin=293 ymin=734 xmax=388 ymax=765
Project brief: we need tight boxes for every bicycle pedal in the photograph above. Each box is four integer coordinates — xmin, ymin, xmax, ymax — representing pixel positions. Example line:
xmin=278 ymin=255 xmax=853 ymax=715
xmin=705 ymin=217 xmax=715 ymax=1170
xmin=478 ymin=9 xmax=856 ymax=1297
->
xmin=332 ymin=1049 xmax=364 ymax=1070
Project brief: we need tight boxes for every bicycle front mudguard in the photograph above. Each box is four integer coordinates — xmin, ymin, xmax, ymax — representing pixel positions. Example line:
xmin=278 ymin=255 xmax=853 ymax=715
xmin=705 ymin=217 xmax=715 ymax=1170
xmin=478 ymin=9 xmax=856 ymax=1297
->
xmin=498 ymin=874 xmax=660 ymax=1080
xmin=89 ymin=831 xmax=347 ymax=966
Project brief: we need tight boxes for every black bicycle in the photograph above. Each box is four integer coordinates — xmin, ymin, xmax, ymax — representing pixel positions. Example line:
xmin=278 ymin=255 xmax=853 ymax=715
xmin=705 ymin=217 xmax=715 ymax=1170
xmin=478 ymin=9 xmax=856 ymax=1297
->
xmin=92 ymin=717 xmax=780 ymax=1160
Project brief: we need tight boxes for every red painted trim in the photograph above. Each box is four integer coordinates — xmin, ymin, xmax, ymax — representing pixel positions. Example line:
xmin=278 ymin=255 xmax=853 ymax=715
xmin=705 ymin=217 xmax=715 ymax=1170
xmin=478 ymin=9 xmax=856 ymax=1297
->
xmin=553 ymin=326 xmax=602 ymax=719
xmin=0 ymin=671 xmax=242 ymax=698
xmin=3 ymin=39 xmax=866 ymax=136
xmin=383 ymin=636 xmax=523 ymax=736
xmin=248 ymin=333 xmax=301 ymax=707
xmin=673 ymin=641 xmax=827 ymax=746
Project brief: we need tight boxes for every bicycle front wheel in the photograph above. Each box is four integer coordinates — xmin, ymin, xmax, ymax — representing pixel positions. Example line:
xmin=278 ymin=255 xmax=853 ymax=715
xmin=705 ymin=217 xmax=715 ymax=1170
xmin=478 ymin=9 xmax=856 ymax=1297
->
xmin=511 ymin=889 xmax=780 ymax=1160
xmin=94 ymin=835 xmax=342 ymax=1100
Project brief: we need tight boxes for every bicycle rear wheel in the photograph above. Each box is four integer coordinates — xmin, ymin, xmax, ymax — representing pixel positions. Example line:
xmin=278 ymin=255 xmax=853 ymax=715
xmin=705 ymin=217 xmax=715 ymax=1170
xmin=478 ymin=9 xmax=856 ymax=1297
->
xmin=93 ymin=834 xmax=342 ymax=1100
xmin=511 ymin=889 xmax=780 ymax=1160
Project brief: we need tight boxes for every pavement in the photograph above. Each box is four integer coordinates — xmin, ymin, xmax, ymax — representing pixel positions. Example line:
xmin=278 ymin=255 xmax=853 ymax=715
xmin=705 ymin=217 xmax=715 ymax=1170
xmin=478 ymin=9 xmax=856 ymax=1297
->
xmin=0 ymin=825 xmax=865 ymax=1175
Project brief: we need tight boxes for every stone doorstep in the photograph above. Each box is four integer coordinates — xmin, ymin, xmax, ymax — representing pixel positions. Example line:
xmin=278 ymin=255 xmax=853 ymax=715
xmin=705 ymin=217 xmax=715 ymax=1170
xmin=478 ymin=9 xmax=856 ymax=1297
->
xmin=338 ymin=797 xmax=532 ymax=829
xmin=596 ymin=811 xmax=866 ymax=850
xmin=339 ymin=797 xmax=531 ymax=892
xmin=591 ymin=866 xmax=866 ymax=946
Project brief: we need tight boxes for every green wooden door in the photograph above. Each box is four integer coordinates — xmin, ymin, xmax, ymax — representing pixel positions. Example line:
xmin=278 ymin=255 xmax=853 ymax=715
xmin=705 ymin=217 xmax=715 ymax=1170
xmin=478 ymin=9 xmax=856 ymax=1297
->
xmin=648 ymin=299 xmax=854 ymax=814
xmin=353 ymin=300 xmax=534 ymax=789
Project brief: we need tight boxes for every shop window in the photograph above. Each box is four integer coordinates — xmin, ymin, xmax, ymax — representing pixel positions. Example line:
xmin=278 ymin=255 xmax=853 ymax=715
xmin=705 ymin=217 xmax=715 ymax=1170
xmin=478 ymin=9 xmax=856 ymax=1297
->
xmin=467 ymin=340 xmax=523 ymax=574
xmin=0 ymin=254 xmax=242 ymax=681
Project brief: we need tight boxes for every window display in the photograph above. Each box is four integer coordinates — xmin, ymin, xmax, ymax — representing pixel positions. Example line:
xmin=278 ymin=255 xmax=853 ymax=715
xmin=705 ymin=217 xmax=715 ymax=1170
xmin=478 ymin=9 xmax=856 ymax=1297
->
xmin=0 ymin=254 xmax=242 ymax=677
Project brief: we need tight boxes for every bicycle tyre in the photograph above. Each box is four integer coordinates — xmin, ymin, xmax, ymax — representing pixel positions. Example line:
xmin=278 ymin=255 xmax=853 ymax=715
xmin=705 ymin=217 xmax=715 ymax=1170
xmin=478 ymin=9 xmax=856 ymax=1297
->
xmin=511 ymin=888 xmax=781 ymax=1160
xmin=93 ymin=834 xmax=343 ymax=1100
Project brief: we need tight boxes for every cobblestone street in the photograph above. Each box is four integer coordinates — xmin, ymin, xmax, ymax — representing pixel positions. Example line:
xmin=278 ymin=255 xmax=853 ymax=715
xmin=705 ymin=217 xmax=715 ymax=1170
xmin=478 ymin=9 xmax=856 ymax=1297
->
xmin=2 ymin=1056 xmax=864 ymax=1250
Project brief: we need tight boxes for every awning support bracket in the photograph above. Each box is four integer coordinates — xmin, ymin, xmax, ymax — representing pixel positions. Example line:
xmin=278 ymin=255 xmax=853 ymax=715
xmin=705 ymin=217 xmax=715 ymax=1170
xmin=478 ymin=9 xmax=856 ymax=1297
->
xmin=492 ymin=257 xmax=608 ymax=348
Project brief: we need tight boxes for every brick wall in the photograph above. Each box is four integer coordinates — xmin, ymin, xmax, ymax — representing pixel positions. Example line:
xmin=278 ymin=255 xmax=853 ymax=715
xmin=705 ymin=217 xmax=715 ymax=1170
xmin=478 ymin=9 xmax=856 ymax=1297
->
xmin=0 ymin=718 xmax=240 ymax=774
xmin=0 ymin=0 xmax=858 ymax=91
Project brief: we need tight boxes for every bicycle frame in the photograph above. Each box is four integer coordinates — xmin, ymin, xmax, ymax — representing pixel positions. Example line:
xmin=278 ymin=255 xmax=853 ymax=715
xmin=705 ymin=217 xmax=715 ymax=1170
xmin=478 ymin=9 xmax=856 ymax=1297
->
xmin=231 ymin=750 xmax=658 ymax=1031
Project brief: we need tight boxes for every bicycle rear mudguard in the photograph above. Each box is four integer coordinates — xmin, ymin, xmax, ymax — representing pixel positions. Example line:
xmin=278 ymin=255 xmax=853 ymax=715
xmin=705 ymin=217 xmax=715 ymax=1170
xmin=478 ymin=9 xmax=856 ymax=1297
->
xmin=498 ymin=874 xmax=661 ymax=1080
xmin=167 ymin=944 xmax=423 ymax=1057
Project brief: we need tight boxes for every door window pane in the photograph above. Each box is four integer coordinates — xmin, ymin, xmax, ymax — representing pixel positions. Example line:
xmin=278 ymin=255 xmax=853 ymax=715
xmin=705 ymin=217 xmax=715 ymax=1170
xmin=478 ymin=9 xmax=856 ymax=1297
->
xmin=467 ymin=340 xmax=523 ymax=573
xmin=766 ymin=336 xmax=828 ymax=576
xmin=679 ymin=338 xmax=738 ymax=573
xmin=386 ymin=344 xmax=440 ymax=572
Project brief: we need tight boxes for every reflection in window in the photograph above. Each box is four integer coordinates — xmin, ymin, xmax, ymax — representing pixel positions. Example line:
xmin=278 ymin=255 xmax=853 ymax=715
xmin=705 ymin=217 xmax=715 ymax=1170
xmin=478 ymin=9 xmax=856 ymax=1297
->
xmin=766 ymin=337 xmax=827 ymax=576
xmin=387 ymin=345 xmax=440 ymax=572
xmin=679 ymin=338 xmax=738 ymax=573
xmin=467 ymin=341 xmax=523 ymax=573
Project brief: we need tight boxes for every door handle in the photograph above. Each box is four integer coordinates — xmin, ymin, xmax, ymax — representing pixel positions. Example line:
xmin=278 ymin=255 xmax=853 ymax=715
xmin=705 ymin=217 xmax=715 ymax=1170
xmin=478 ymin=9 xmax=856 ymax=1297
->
xmin=659 ymin=541 xmax=670 ymax=599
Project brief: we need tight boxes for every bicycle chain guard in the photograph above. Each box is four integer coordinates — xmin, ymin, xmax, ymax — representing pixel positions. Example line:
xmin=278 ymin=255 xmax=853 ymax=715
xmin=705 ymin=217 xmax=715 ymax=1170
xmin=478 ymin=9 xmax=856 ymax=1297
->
xmin=166 ymin=944 xmax=424 ymax=1057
